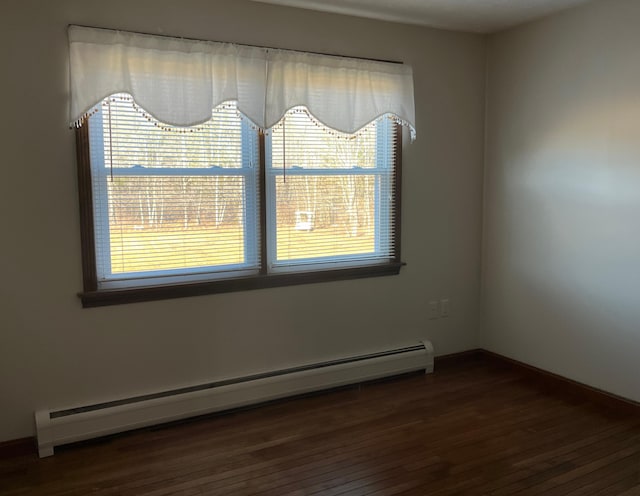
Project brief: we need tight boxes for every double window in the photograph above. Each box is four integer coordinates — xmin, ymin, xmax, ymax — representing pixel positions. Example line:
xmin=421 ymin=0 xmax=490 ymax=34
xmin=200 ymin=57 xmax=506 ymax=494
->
xmin=70 ymin=26 xmax=415 ymax=306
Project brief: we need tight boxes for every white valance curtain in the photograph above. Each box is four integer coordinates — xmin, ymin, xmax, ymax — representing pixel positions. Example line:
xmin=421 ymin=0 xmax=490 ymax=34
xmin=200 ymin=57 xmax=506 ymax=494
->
xmin=68 ymin=26 xmax=416 ymax=139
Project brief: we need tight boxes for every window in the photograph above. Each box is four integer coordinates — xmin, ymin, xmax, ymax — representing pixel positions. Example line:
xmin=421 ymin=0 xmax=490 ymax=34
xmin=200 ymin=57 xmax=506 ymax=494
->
xmin=69 ymin=26 xmax=415 ymax=306
xmin=87 ymin=98 xmax=261 ymax=290
xmin=267 ymin=110 xmax=397 ymax=271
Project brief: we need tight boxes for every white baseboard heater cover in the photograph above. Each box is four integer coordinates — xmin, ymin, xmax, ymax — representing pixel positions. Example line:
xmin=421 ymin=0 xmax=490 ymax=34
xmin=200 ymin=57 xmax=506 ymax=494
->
xmin=35 ymin=340 xmax=434 ymax=457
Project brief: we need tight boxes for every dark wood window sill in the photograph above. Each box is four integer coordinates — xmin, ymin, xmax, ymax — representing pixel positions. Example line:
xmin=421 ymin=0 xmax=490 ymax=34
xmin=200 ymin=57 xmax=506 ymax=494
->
xmin=79 ymin=262 xmax=404 ymax=307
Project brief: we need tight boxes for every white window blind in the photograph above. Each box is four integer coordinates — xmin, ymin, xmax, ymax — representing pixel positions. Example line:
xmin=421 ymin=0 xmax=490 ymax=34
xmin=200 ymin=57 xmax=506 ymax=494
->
xmin=267 ymin=110 xmax=397 ymax=270
xmin=88 ymin=96 xmax=260 ymax=288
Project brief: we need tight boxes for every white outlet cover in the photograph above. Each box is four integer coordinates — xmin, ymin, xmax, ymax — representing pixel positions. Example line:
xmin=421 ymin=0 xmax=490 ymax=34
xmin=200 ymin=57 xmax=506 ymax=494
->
xmin=428 ymin=300 xmax=439 ymax=320
xmin=440 ymin=299 xmax=450 ymax=317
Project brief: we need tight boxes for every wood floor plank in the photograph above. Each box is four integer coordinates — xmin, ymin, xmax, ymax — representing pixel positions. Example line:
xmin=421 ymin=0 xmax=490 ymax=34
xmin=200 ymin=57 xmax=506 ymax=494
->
xmin=2 ymin=356 xmax=639 ymax=495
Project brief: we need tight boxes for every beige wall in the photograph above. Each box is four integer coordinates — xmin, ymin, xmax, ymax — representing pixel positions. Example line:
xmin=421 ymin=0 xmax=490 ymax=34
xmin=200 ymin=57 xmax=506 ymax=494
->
xmin=0 ymin=0 xmax=486 ymax=441
xmin=482 ymin=0 xmax=640 ymax=402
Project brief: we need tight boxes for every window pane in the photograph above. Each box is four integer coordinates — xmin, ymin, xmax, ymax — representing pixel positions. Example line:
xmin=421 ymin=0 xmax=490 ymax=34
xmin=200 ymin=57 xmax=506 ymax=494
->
xmin=274 ymin=175 xmax=379 ymax=262
xmin=101 ymin=176 xmax=247 ymax=274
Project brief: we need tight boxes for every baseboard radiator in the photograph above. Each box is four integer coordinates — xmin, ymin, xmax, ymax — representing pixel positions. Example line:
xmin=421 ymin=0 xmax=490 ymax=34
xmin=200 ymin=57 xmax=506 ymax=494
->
xmin=35 ymin=340 xmax=434 ymax=457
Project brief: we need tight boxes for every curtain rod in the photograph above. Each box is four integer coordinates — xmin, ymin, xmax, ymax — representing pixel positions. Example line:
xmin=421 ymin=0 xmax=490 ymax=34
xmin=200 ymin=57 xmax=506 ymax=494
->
xmin=68 ymin=24 xmax=403 ymax=65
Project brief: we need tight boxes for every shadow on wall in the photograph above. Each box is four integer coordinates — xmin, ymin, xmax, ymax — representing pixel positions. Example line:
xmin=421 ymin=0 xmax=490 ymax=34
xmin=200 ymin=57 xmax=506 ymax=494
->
xmin=484 ymin=92 xmax=640 ymax=401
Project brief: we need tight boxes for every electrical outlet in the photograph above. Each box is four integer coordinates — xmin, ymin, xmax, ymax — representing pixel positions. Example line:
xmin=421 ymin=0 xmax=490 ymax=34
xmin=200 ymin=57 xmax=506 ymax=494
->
xmin=440 ymin=298 xmax=450 ymax=318
xmin=428 ymin=300 xmax=439 ymax=320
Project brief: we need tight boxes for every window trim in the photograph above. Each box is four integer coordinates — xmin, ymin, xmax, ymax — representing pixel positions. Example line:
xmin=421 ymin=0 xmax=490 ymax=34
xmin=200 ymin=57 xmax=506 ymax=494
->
xmin=76 ymin=122 xmax=404 ymax=307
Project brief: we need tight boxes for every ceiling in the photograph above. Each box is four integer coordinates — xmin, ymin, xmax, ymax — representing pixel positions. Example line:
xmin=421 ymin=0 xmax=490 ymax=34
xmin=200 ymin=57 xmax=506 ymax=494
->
xmin=250 ymin=0 xmax=593 ymax=33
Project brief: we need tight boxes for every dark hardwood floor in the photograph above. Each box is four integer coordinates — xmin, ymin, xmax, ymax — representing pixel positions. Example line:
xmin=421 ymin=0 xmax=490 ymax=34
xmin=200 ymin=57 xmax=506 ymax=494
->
xmin=2 ymin=355 xmax=639 ymax=495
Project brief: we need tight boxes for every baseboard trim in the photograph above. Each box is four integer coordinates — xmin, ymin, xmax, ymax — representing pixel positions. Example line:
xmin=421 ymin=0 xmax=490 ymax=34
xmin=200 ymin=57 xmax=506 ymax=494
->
xmin=434 ymin=349 xmax=483 ymax=367
xmin=481 ymin=350 xmax=640 ymax=415
xmin=0 ymin=437 xmax=36 ymax=458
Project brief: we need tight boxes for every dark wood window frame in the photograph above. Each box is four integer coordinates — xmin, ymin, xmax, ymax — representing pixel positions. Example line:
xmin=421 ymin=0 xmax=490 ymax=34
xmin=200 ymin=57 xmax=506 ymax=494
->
xmin=76 ymin=122 xmax=403 ymax=308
